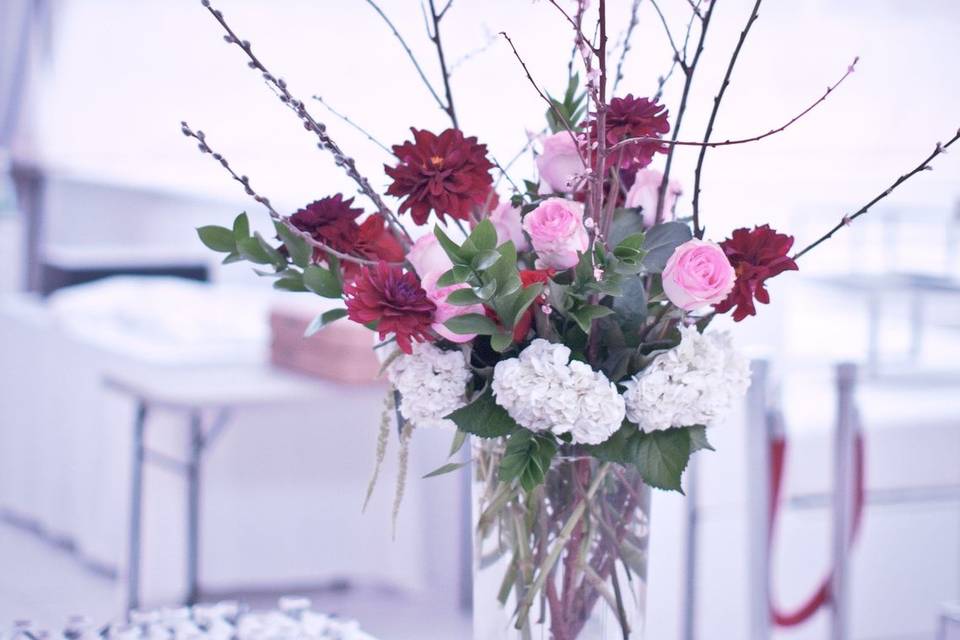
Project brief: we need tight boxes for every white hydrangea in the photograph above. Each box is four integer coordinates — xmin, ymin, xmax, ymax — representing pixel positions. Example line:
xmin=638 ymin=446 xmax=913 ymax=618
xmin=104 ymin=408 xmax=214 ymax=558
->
xmin=387 ymin=342 xmax=471 ymax=429
xmin=491 ymin=339 xmax=625 ymax=445
xmin=622 ymin=325 xmax=750 ymax=432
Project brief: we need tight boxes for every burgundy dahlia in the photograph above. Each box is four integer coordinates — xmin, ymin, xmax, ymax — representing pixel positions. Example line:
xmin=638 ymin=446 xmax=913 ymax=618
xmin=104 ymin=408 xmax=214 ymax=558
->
xmin=385 ymin=128 xmax=494 ymax=225
xmin=714 ymin=225 xmax=799 ymax=322
xmin=290 ymin=194 xmax=404 ymax=281
xmin=344 ymin=261 xmax=437 ymax=353
xmin=591 ymin=95 xmax=670 ymax=169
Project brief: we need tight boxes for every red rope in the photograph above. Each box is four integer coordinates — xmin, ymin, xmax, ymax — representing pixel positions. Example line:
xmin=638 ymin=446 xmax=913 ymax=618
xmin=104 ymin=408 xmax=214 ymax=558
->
xmin=767 ymin=432 xmax=866 ymax=627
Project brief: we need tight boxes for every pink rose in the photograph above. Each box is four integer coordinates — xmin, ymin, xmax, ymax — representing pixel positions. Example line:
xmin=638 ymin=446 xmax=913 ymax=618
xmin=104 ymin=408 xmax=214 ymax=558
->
xmin=625 ymin=169 xmax=683 ymax=227
xmin=488 ymin=201 xmax=531 ymax=251
xmin=536 ymin=132 xmax=586 ymax=194
xmin=522 ymin=198 xmax=590 ymax=270
xmin=421 ymin=271 xmax=485 ymax=343
xmin=662 ymin=239 xmax=735 ymax=311
xmin=407 ymin=234 xmax=452 ymax=278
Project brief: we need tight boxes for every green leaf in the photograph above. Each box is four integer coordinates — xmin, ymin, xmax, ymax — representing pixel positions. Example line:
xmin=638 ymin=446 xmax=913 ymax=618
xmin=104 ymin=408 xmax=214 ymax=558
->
xmin=613 ymin=232 xmax=647 ymax=261
xmin=437 ymin=265 xmax=475 ymax=287
xmin=273 ymin=273 xmax=308 ymax=292
xmin=449 ymin=429 xmax=468 ymax=457
xmin=435 ymin=225 xmax=470 ymax=264
xmin=304 ymin=308 xmax=348 ymax=336
xmin=607 ymin=209 xmax=646 ymax=250
xmin=446 ymin=288 xmax=483 ymax=306
xmin=570 ymin=304 xmax=615 ymax=333
xmin=275 ymin=222 xmax=311 ymax=269
xmin=222 ymin=252 xmax=244 ymax=265
xmin=499 ymin=429 xmax=558 ymax=491
xmin=490 ymin=331 xmax=514 ymax=353
xmin=464 ymin=219 xmax=498 ymax=253
xmin=197 ymin=225 xmax=236 ymax=253
xmin=254 ymin=232 xmax=286 ymax=268
xmin=444 ymin=313 xmax=500 ymax=336
xmin=612 ymin=276 xmax=648 ymax=332
xmin=423 ymin=461 xmax=470 ymax=479
xmin=233 ymin=213 xmax=250 ymax=239
xmin=303 ymin=265 xmax=342 ymax=298
xmin=635 ymin=427 xmax=692 ymax=492
xmin=642 ymin=222 xmax=693 ymax=272
xmin=688 ymin=425 xmax=715 ymax=453
xmin=475 ymin=280 xmax=498 ymax=300
xmin=472 ymin=250 xmax=501 ymax=271
xmin=446 ymin=387 xmax=518 ymax=438
xmin=503 ymin=282 xmax=542 ymax=329
xmin=237 ymin=236 xmax=275 ymax=265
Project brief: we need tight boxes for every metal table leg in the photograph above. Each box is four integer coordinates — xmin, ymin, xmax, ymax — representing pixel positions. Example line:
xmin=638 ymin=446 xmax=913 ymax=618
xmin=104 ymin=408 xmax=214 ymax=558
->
xmin=186 ymin=410 xmax=203 ymax=606
xmin=128 ymin=401 xmax=148 ymax=611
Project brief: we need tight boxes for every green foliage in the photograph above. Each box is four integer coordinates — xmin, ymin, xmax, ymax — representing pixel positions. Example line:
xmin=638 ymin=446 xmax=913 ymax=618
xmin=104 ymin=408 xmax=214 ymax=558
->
xmin=446 ymin=387 xmax=519 ymax=438
xmin=570 ymin=304 xmax=615 ymax=334
xmin=642 ymin=222 xmax=693 ymax=272
xmin=546 ymin=74 xmax=587 ymax=134
xmin=304 ymin=308 xmax=349 ymax=337
xmin=197 ymin=225 xmax=236 ymax=253
xmin=587 ymin=423 xmax=713 ymax=492
xmin=444 ymin=313 xmax=500 ymax=336
xmin=303 ymin=265 xmax=342 ymax=298
xmin=422 ymin=461 xmax=470 ymax=479
xmin=499 ymin=429 xmax=558 ymax=491
xmin=275 ymin=221 xmax=311 ymax=269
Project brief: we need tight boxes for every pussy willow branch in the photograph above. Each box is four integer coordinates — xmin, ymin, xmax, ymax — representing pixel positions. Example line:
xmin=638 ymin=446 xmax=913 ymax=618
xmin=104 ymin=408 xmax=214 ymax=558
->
xmin=363 ymin=0 xmax=446 ymax=117
xmin=426 ymin=0 xmax=460 ymax=129
xmin=691 ymin=0 xmax=763 ymax=238
xmin=199 ymin=0 xmax=411 ymax=246
xmin=607 ymin=60 xmax=859 ymax=154
xmin=655 ymin=0 xmax=718 ymax=224
xmin=612 ymin=0 xmax=642 ymax=95
xmin=311 ymin=95 xmax=392 ymax=155
xmin=181 ymin=123 xmax=391 ymax=267
xmin=793 ymin=128 xmax=960 ymax=260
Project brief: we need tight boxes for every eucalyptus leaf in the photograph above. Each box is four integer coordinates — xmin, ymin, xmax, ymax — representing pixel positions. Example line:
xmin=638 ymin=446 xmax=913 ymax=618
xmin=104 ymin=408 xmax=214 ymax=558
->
xmin=642 ymin=222 xmax=693 ymax=272
xmin=473 ymin=250 xmax=501 ymax=271
xmin=446 ymin=288 xmax=483 ymax=306
xmin=444 ymin=313 xmax=500 ymax=336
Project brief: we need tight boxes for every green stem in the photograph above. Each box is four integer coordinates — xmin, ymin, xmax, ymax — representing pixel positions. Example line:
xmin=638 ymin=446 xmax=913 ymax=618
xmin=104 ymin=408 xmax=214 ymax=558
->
xmin=514 ymin=463 xmax=612 ymax=628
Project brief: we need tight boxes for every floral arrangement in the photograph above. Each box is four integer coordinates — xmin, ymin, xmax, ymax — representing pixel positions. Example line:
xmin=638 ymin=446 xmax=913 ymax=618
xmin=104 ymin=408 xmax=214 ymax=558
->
xmin=187 ymin=0 xmax=957 ymax=636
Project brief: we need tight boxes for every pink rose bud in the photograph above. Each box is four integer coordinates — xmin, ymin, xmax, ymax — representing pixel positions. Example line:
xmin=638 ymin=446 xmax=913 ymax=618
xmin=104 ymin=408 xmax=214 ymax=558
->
xmin=662 ymin=239 xmax=735 ymax=311
xmin=522 ymin=198 xmax=590 ymax=270
xmin=421 ymin=271 xmax=485 ymax=343
xmin=624 ymin=169 xmax=683 ymax=227
xmin=488 ymin=201 xmax=531 ymax=251
xmin=407 ymin=233 xmax=453 ymax=278
xmin=536 ymin=132 xmax=586 ymax=194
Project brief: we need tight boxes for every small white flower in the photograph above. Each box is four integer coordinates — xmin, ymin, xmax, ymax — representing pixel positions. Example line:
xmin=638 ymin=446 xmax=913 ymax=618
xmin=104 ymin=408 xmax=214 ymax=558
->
xmin=491 ymin=339 xmax=625 ymax=445
xmin=387 ymin=343 xmax=471 ymax=429
xmin=622 ymin=326 xmax=749 ymax=432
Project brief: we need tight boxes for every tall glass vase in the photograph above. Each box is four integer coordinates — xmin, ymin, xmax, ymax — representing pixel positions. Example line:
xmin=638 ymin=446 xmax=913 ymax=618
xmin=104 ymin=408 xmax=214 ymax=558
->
xmin=472 ymin=440 xmax=651 ymax=640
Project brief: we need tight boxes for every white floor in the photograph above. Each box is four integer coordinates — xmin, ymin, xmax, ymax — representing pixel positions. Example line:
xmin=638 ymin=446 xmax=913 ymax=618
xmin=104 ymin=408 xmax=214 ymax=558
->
xmin=0 ymin=520 xmax=470 ymax=640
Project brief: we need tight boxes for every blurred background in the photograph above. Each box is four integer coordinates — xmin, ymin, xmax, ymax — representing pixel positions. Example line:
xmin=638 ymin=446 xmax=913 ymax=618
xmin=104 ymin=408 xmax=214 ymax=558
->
xmin=1 ymin=0 xmax=958 ymax=638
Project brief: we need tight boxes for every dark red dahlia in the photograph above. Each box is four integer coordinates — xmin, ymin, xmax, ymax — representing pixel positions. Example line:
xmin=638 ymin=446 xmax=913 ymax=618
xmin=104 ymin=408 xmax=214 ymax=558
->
xmin=591 ymin=95 xmax=670 ymax=169
xmin=385 ymin=128 xmax=494 ymax=225
xmin=344 ymin=261 xmax=437 ymax=353
xmin=714 ymin=225 xmax=799 ymax=322
xmin=290 ymin=195 xmax=403 ymax=281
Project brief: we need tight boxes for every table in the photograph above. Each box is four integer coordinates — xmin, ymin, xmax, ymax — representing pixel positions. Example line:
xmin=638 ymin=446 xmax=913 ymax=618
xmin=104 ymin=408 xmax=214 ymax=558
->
xmin=103 ymin=364 xmax=334 ymax=610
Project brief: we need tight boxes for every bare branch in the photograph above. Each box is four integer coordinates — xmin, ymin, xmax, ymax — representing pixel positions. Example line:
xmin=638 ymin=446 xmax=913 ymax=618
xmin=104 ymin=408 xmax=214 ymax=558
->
xmin=792 ymin=128 xmax=960 ymax=260
xmin=648 ymin=0 xmax=686 ymax=74
xmin=311 ymin=95 xmax=392 ymax=156
xmin=180 ymin=122 xmax=395 ymax=267
xmin=547 ymin=0 xmax=600 ymax=55
xmin=199 ymin=0 xmax=411 ymax=245
xmin=612 ymin=0 xmax=642 ymax=95
xmin=450 ymin=29 xmax=497 ymax=72
xmin=609 ymin=58 xmax=859 ymax=154
xmin=427 ymin=0 xmax=459 ymax=128
xmin=656 ymin=0 xmax=715 ymax=223
xmin=692 ymin=0 xmax=763 ymax=237
xmin=363 ymin=0 xmax=447 ymax=116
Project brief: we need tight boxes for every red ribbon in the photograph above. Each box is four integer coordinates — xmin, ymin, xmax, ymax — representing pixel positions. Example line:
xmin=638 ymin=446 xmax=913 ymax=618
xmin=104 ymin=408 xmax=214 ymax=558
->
xmin=767 ymin=432 xmax=866 ymax=627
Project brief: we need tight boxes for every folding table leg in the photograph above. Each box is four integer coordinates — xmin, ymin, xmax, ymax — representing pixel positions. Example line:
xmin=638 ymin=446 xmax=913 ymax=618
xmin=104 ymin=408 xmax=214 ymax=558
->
xmin=128 ymin=401 xmax=148 ymax=611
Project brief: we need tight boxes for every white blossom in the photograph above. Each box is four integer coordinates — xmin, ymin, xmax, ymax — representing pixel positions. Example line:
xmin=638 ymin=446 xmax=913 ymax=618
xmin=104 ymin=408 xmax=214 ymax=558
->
xmin=387 ymin=343 xmax=471 ymax=429
xmin=491 ymin=339 xmax=625 ymax=445
xmin=622 ymin=326 xmax=749 ymax=432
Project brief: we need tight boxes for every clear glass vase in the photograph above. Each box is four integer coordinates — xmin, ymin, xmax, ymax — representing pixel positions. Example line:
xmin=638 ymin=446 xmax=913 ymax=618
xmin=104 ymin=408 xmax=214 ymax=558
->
xmin=472 ymin=440 xmax=651 ymax=640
